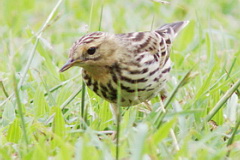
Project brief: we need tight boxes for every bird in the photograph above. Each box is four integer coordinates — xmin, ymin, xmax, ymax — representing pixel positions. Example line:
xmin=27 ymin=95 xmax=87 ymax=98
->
xmin=59 ymin=21 xmax=189 ymax=113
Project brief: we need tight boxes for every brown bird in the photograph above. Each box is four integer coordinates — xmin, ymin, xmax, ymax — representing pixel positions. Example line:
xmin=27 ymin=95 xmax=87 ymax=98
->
xmin=60 ymin=21 xmax=188 ymax=113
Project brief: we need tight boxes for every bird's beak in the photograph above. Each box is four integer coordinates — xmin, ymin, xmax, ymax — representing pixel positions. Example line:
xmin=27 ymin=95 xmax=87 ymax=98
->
xmin=59 ymin=59 xmax=74 ymax=72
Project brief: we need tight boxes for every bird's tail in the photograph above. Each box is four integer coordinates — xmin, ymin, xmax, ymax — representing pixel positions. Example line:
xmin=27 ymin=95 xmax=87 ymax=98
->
xmin=156 ymin=21 xmax=189 ymax=38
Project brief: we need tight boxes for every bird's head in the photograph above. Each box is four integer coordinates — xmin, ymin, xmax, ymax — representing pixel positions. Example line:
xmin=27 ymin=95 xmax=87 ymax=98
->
xmin=59 ymin=31 xmax=119 ymax=72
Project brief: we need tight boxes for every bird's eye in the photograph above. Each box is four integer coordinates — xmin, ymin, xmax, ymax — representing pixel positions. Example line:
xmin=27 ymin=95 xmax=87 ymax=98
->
xmin=87 ymin=47 xmax=96 ymax=55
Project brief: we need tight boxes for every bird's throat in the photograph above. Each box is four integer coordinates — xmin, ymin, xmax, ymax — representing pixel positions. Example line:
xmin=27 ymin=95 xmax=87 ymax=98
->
xmin=83 ymin=66 xmax=111 ymax=84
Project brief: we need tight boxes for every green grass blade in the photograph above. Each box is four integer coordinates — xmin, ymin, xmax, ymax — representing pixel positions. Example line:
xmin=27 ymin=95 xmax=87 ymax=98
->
xmin=61 ymin=86 xmax=82 ymax=109
xmin=204 ymin=79 xmax=240 ymax=122
xmin=88 ymin=0 xmax=95 ymax=31
xmin=164 ymin=70 xmax=193 ymax=109
xmin=226 ymin=117 xmax=240 ymax=157
xmin=1 ymin=0 xmax=63 ymax=107
xmin=98 ymin=1 xmax=104 ymax=31
xmin=6 ymin=118 xmax=21 ymax=143
xmin=155 ymin=69 xmax=193 ymax=129
xmin=29 ymin=74 xmax=80 ymax=104
xmin=116 ymin=81 xmax=122 ymax=160
xmin=130 ymin=123 xmax=148 ymax=160
xmin=34 ymin=87 xmax=49 ymax=117
xmin=153 ymin=118 xmax=176 ymax=143
xmin=0 ymin=81 xmax=9 ymax=98
xmin=13 ymin=72 xmax=29 ymax=146
xmin=52 ymin=106 xmax=66 ymax=137
xmin=19 ymin=0 xmax=62 ymax=88
xmin=81 ymin=82 xmax=86 ymax=120
xmin=18 ymin=38 xmax=40 ymax=89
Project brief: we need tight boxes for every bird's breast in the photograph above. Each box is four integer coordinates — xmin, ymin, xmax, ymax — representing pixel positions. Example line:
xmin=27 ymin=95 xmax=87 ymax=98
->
xmin=82 ymin=57 xmax=171 ymax=106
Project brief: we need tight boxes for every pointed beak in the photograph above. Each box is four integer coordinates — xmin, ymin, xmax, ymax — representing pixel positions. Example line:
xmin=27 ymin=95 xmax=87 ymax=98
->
xmin=59 ymin=60 xmax=74 ymax=72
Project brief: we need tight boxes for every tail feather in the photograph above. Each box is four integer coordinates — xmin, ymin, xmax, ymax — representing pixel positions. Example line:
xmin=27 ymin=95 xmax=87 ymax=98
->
xmin=157 ymin=21 xmax=189 ymax=38
xmin=155 ymin=21 xmax=189 ymax=68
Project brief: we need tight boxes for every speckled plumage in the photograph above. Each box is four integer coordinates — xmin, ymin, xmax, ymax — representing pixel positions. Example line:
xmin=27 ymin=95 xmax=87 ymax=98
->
xmin=60 ymin=21 xmax=189 ymax=106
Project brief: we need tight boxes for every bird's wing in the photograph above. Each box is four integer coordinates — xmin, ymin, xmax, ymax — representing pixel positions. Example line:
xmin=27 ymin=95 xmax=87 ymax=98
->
xmin=154 ymin=21 xmax=189 ymax=67
xmin=116 ymin=31 xmax=161 ymax=55
xmin=116 ymin=31 xmax=170 ymax=68
xmin=116 ymin=21 xmax=188 ymax=67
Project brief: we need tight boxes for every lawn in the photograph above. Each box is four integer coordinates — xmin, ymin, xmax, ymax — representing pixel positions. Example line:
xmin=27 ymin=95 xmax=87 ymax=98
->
xmin=0 ymin=0 xmax=239 ymax=159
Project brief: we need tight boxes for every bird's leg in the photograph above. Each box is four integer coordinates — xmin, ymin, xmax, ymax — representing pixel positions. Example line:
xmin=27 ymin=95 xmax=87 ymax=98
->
xmin=143 ymin=88 xmax=168 ymax=112
xmin=160 ymin=88 xmax=168 ymax=101
xmin=109 ymin=103 xmax=121 ymax=138
xmin=143 ymin=101 xmax=152 ymax=111
xmin=110 ymin=103 xmax=120 ymax=123
xmin=155 ymin=89 xmax=168 ymax=113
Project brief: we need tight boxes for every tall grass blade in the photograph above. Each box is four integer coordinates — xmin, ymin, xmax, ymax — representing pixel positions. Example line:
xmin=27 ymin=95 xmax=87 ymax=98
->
xmin=88 ymin=0 xmax=95 ymax=31
xmin=0 ymin=0 xmax=63 ymax=107
xmin=52 ymin=106 xmax=66 ymax=137
xmin=155 ymin=69 xmax=193 ymax=129
xmin=13 ymin=72 xmax=29 ymax=146
xmin=19 ymin=0 xmax=63 ymax=88
xmin=81 ymin=81 xmax=86 ymax=120
xmin=29 ymin=74 xmax=80 ymax=103
xmin=226 ymin=117 xmax=240 ymax=157
xmin=61 ymin=86 xmax=82 ymax=109
xmin=116 ymin=81 xmax=122 ymax=160
xmin=151 ymin=14 xmax=155 ymax=31
xmin=205 ymin=79 xmax=240 ymax=122
xmin=0 ymin=81 xmax=9 ymax=98
xmin=98 ymin=2 xmax=104 ymax=31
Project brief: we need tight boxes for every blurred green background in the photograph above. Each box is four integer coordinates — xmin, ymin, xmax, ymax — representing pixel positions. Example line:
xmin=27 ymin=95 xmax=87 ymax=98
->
xmin=0 ymin=0 xmax=239 ymax=159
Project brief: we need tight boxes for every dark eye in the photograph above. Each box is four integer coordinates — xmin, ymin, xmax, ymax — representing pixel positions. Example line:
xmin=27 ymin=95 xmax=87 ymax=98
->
xmin=87 ymin=47 xmax=96 ymax=55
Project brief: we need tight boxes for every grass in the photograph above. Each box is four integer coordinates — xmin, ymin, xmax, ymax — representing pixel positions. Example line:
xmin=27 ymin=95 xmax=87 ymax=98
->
xmin=0 ymin=0 xmax=240 ymax=159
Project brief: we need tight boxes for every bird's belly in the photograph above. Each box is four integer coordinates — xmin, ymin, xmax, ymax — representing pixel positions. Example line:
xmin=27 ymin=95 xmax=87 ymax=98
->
xmin=83 ymin=67 xmax=169 ymax=106
xmin=118 ymin=71 xmax=167 ymax=106
xmin=119 ymin=83 xmax=164 ymax=106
